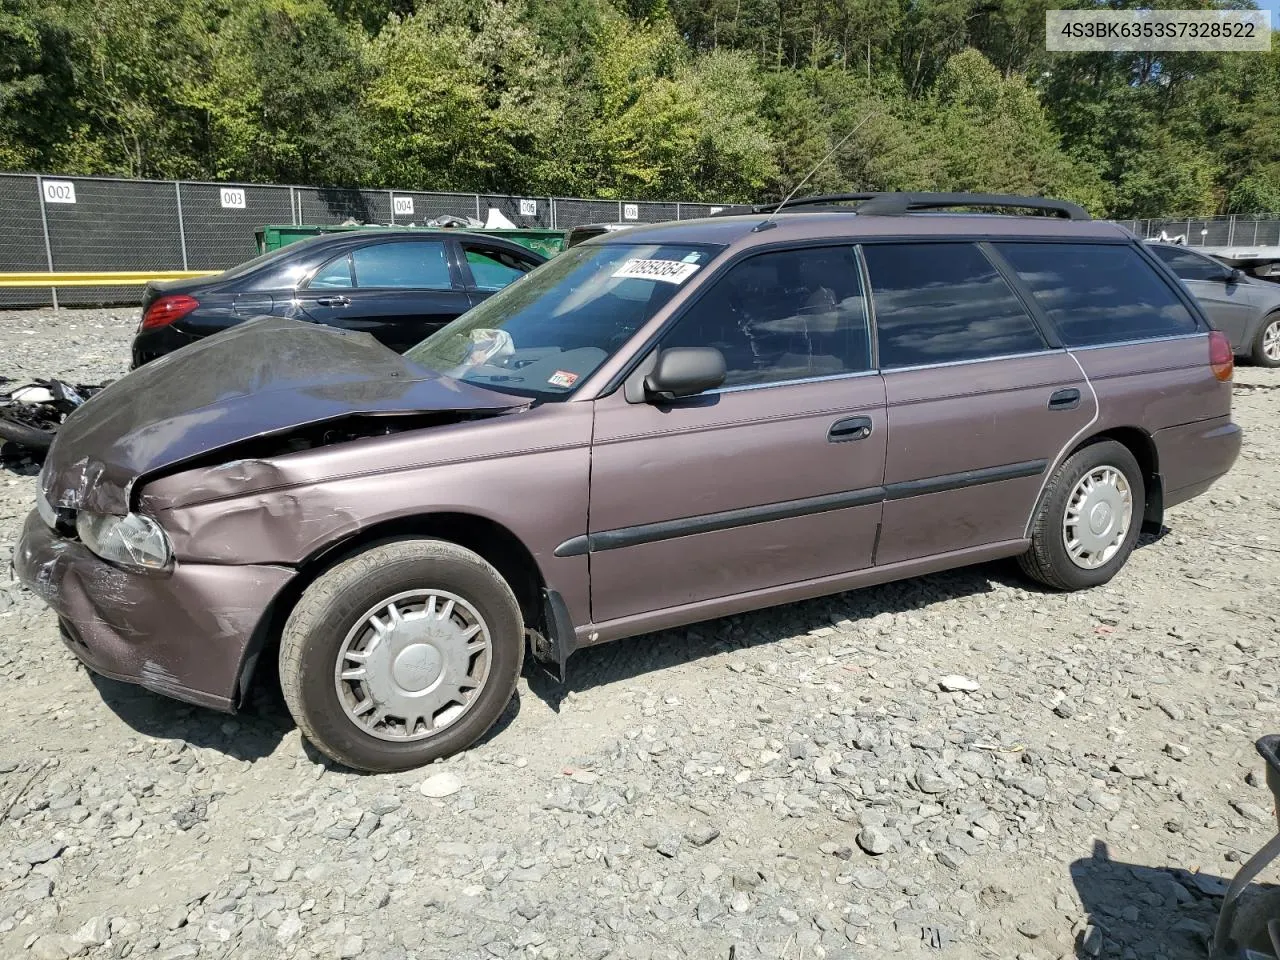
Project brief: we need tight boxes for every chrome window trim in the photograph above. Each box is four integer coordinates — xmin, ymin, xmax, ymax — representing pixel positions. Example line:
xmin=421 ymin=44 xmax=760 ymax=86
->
xmin=879 ymin=347 xmax=1062 ymax=375
xmin=709 ymin=368 xmax=879 ymax=395
xmin=1066 ymin=332 xmax=1206 ymax=351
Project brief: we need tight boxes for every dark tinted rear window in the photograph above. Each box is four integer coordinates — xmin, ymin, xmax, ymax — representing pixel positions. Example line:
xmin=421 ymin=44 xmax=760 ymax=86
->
xmin=995 ymin=242 xmax=1199 ymax=347
xmin=1149 ymin=244 xmax=1229 ymax=282
xmin=862 ymin=242 xmax=1046 ymax=368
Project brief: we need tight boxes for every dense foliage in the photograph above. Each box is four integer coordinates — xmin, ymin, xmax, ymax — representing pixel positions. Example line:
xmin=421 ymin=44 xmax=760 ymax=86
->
xmin=1 ymin=0 xmax=1277 ymax=216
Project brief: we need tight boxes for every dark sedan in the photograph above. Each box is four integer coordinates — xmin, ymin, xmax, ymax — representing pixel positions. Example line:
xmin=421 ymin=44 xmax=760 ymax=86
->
xmin=1147 ymin=242 xmax=1280 ymax=367
xmin=132 ymin=230 xmax=545 ymax=367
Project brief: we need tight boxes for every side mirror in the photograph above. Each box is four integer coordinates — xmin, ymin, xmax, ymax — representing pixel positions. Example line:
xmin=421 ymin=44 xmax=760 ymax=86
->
xmin=1228 ymin=267 xmax=1247 ymax=283
xmin=643 ymin=347 xmax=726 ymax=402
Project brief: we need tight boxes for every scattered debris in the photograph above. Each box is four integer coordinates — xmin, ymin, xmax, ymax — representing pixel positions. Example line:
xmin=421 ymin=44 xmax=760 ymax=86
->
xmin=0 ymin=376 xmax=107 ymax=457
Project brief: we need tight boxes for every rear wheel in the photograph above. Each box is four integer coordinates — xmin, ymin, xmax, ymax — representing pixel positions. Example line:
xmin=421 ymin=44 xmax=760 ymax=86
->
xmin=1252 ymin=314 xmax=1280 ymax=368
xmin=1019 ymin=440 xmax=1144 ymax=591
xmin=279 ymin=539 xmax=524 ymax=772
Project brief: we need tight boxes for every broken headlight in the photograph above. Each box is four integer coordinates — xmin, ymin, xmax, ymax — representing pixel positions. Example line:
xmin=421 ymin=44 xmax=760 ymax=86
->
xmin=76 ymin=511 xmax=172 ymax=571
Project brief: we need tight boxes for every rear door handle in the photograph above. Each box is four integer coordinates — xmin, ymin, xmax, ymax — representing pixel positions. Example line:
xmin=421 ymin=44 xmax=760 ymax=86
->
xmin=1048 ymin=388 xmax=1081 ymax=411
xmin=315 ymin=295 xmax=351 ymax=307
xmin=828 ymin=416 xmax=873 ymax=442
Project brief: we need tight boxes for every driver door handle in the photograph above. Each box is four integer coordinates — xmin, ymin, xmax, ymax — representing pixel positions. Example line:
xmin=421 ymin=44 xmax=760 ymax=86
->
xmin=315 ymin=295 xmax=350 ymax=307
xmin=828 ymin=416 xmax=873 ymax=442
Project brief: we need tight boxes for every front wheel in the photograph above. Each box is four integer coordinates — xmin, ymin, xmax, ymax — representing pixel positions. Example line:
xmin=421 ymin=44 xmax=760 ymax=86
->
xmin=1252 ymin=314 xmax=1280 ymax=368
xmin=1018 ymin=440 xmax=1144 ymax=591
xmin=279 ymin=539 xmax=524 ymax=772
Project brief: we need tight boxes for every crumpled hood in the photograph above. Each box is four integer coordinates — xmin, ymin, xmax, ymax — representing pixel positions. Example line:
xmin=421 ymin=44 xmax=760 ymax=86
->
xmin=40 ymin=316 xmax=527 ymax=515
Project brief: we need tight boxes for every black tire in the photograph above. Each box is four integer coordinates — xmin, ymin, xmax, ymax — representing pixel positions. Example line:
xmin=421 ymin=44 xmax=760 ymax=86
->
xmin=279 ymin=539 xmax=524 ymax=772
xmin=1018 ymin=439 xmax=1144 ymax=592
xmin=1252 ymin=313 xmax=1280 ymax=368
xmin=0 ymin=414 xmax=54 ymax=452
xmin=1229 ymin=886 xmax=1280 ymax=956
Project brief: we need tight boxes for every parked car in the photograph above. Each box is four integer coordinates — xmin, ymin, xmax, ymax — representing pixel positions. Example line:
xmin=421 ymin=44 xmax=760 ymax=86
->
xmin=565 ymin=222 xmax=645 ymax=247
xmin=132 ymin=229 xmax=545 ymax=367
xmin=17 ymin=192 xmax=1241 ymax=772
xmin=1147 ymin=242 xmax=1280 ymax=367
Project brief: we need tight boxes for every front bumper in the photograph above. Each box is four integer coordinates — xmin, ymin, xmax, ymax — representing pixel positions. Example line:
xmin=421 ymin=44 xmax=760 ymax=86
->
xmin=14 ymin=510 xmax=293 ymax=711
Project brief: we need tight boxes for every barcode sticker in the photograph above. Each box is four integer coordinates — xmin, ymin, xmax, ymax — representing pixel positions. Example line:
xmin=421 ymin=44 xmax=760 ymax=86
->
xmin=612 ymin=259 xmax=700 ymax=285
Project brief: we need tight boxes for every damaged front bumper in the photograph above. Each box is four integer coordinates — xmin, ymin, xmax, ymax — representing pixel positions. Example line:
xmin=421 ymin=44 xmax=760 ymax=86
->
xmin=14 ymin=510 xmax=293 ymax=712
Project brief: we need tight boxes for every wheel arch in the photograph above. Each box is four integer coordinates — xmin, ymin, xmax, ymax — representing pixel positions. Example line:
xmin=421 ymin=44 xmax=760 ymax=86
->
xmin=1073 ymin=426 xmax=1163 ymax=531
xmin=234 ymin=512 xmax=549 ymax=707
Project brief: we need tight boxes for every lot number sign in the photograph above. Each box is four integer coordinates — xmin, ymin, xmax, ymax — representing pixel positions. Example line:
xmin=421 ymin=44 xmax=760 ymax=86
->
xmin=220 ymin=188 xmax=247 ymax=209
xmin=42 ymin=180 xmax=76 ymax=204
xmin=393 ymin=196 xmax=414 ymax=216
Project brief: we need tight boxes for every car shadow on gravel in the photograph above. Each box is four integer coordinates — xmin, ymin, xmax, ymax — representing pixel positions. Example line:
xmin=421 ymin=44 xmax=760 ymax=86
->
xmin=1069 ymin=838 xmax=1275 ymax=959
xmin=527 ymin=558 xmax=1031 ymax=710
xmin=94 ymin=670 xmax=523 ymax=773
xmin=526 ymin=529 xmax=1174 ymax=711
xmin=90 ymin=673 xmax=293 ymax=764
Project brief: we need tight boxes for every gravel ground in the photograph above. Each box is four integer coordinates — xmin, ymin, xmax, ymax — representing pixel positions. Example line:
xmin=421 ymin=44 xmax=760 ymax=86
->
xmin=1 ymin=306 xmax=1279 ymax=960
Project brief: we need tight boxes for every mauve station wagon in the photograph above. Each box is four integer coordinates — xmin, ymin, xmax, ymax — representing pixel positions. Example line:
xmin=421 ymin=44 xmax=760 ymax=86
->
xmin=16 ymin=192 xmax=1241 ymax=771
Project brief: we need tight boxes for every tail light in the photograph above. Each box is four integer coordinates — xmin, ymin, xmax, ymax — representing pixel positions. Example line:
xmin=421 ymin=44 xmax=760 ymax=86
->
xmin=1209 ymin=330 xmax=1234 ymax=382
xmin=141 ymin=294 xmax=200 ymax=330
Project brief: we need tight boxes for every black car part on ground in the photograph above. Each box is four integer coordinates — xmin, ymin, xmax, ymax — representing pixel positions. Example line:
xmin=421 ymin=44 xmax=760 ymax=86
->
xmin=1210 ymin=734 xmax=1280 ymax=959
xmin=0 ymin=377 xmax=108 ymax=457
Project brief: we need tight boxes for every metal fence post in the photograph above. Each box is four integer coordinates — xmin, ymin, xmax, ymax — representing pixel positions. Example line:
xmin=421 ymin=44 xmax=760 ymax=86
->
xmin=289 ymin=186 xmax=298 ymax=226
xmin=618 ymin=201 xmax=623 ymax=221
xmin=676 ymin=202 xmax=682 ymax=221
xmin=1227 ymin=215 xmax=1235 ymax=246
xmin=551 ymin=198 xmax=557 ymax=230
xmin=475 ymin=195 xmax=481 ymax=221
xmin=34 ymin=175 xmax=58 ymax=311
xmin=388 ymin=189 xmax=396 ymax=224
xmin=175 ymin=181 xmax=190 ymax=270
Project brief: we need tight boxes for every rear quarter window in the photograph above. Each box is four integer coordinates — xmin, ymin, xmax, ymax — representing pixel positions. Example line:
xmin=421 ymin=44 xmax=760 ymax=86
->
xmin=861 ymin=241 xmax=1046 ymax=368
xmin=994 ymin=242 xmax=1200 ymax=347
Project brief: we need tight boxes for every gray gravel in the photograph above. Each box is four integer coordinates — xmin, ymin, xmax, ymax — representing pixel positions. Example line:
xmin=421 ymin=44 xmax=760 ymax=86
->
xmin=2 ymin=307 xmax=1280 ymax=960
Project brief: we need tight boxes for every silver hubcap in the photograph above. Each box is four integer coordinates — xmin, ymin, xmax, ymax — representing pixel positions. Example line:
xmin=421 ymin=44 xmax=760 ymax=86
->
xmin=1062 ymin=466 xmax=1132 ymax=570
xmin=1263 ymin=319 xmax=1280 ymax=362
xmin=334 ymin=589 xmax=492 ymax=742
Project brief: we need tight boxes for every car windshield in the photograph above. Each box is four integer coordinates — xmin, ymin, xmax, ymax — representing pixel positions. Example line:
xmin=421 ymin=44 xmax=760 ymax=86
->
xmin=404 ymin=242 xmax=719 ymax=398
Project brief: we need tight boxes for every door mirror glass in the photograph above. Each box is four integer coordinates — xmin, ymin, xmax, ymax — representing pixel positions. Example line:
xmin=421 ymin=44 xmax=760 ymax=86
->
xmin=1228 ymin=267 xmax=1247 ymax=283
xmin=644 ymin=347 xmax=726 ymax=402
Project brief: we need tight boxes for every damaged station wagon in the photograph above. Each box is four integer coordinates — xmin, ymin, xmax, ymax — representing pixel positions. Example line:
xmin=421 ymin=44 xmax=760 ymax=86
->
xmin=16 ymin=193 xmax=1242 ymax=771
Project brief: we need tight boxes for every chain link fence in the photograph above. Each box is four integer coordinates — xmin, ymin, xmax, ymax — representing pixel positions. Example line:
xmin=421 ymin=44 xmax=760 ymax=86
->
xmin=0 ymin=172 xmax=751 ymax=308
xmin=8 ymin=170 xmax=1280 ymax=309
xmin=1117 ymin=215 xmax=1280 ymax=247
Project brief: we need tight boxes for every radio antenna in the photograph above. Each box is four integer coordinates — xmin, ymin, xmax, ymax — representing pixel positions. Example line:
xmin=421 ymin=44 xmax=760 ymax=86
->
xmin=753 ymin=111 xmax=877 ymax=232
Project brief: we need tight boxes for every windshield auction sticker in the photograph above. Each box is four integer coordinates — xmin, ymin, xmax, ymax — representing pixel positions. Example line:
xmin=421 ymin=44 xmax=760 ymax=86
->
xmin=613 ymin=259 xmax=701 ymax=284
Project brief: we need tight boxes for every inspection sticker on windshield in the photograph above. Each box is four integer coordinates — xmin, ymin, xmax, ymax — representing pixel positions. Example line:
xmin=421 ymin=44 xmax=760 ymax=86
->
xmin=612 ymin=259 xmax=701 ymax=284
xmin=548 ymin=370 xmax=579 ymax=388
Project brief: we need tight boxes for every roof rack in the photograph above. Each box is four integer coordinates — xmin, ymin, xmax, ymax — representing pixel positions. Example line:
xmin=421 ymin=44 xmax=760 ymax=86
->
xmin=735 ymin=191 xmax=1090 ymax=221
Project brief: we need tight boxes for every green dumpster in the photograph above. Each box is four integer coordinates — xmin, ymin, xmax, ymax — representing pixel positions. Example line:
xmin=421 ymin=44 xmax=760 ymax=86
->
xmin=254 ymin=224 xmax=567 ymax=259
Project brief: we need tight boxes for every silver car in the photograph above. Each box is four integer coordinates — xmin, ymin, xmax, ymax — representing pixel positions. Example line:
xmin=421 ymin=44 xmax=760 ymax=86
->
xmin=1149 ymin=242 xmax=1280 ymax=367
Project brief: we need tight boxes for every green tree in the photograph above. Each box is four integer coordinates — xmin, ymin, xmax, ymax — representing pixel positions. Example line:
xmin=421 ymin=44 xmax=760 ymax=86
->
xmin=200 ymin=0 xmax=372 ymax=185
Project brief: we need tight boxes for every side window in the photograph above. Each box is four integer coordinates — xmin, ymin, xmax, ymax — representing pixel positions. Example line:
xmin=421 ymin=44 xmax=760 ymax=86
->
xmin=995 ymin=242 xmax=1199 ymax=347
xmin=1150 ymin=245 xmax=1228 ymax=282
xmin=464 ymin=246 xmax=534 ymax=291
xmin=351 ymin=241 xmax=452 ymax=290
xmin=862 ymin=242 xmax=1046 ymax=369
xmin=660 ymin=246 xmax=871 ymax=388
xmin=309 ymin=254 xmax=353 ymax=289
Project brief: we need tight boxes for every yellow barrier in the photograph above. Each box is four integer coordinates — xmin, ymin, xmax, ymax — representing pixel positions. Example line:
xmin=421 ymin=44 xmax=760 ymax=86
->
xmin=0 ymin=270 xmax=220 ymax=288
